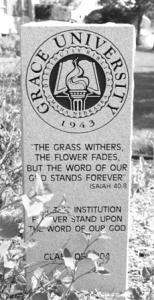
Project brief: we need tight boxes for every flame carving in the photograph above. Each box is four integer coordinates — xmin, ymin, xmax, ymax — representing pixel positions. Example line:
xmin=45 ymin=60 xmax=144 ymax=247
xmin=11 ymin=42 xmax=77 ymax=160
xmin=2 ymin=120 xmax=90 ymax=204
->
xmin=66 ymin=58 xmax=89 ymax=90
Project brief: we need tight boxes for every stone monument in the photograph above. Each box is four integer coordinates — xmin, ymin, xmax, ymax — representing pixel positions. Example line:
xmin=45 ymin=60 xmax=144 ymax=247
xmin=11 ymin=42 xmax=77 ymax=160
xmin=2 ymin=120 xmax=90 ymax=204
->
xmin=21 ymin=22 xmax=135 ymax=294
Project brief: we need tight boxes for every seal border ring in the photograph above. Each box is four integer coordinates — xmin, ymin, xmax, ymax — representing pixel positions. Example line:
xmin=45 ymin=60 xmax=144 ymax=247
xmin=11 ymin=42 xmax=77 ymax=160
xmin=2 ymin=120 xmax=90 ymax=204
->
xmin=26 ymin=28 xmax=130 ymax=134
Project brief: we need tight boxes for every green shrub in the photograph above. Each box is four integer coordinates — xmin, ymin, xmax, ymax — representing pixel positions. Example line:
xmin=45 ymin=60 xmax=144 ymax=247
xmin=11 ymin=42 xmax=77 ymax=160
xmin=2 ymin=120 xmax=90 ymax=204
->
xmin=0 ymin=35 xmax=20 ymax=57
xmin=35 ymin=4 xmax=53 ymax=20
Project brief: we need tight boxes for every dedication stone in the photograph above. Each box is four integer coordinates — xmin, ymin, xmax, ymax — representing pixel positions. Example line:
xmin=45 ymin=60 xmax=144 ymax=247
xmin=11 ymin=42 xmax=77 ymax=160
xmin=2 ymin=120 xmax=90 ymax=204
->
xmin=21 ymin=22 xmax=135 ymax=293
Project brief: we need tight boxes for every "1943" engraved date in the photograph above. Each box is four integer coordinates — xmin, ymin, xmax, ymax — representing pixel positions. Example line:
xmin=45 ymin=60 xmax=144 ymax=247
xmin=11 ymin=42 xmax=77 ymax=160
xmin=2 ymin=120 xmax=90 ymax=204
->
xmin=61 ymin=119 xmax=95 ymax=129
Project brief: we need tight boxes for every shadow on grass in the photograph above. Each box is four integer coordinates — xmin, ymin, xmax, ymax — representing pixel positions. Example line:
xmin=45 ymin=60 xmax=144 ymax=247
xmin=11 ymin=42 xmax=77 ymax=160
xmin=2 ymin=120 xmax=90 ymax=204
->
xmin=134 ymin=72 xmax=154 ymax=129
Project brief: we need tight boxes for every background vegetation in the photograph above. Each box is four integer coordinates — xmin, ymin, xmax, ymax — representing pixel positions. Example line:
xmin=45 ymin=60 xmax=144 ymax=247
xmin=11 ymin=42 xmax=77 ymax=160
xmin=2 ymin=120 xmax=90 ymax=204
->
xmin=0 ymin=0 xmax=154 ymax=298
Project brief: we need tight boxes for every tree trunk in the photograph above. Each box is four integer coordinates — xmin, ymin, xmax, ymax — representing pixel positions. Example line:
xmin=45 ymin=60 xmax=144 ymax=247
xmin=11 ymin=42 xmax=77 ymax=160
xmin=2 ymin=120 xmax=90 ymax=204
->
xmin=136 ymin=12 xmax=143 ymax=45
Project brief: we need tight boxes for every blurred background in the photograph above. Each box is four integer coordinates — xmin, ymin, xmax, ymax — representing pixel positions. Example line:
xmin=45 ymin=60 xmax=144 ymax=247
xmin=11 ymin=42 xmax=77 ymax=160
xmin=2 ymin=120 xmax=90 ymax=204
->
xmin=0 ymin=0 xmax=154 ymax=46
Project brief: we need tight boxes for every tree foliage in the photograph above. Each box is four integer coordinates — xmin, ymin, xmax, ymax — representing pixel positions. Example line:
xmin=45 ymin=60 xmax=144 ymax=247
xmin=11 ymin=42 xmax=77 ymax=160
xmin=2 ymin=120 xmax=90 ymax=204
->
xmin=84 ymin=5 xmax=137 ymax=24
xmin=85 ymin=0 xmax=154 ymax=44
xmin=99 ymin=0 xmax=154 ymax=12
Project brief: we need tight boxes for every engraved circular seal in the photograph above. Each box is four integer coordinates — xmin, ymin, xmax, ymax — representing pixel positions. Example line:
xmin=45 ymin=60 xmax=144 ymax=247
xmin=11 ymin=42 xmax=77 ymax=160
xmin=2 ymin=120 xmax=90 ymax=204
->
xmin=26 ymin=29 xmax=129 ymax=133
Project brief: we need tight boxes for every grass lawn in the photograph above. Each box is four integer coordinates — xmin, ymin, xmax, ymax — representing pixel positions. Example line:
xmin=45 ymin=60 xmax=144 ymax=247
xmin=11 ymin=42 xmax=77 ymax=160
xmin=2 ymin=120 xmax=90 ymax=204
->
xmin=133 ymin=50 xmax=154 ymax=156
xmin=134 ymin=50 xmax=154 ymax=130
xmin=134 ymin=71 xmax=154 ymax=129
